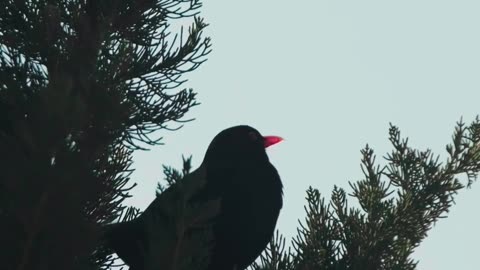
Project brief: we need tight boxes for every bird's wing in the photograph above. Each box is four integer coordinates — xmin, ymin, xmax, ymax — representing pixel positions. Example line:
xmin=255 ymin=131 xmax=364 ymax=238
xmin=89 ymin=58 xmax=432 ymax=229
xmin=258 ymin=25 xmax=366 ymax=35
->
xmin=103 ymin=220 xmax=146 ymax=269
xmin=138 ymin=166 xmax=221 ymax=270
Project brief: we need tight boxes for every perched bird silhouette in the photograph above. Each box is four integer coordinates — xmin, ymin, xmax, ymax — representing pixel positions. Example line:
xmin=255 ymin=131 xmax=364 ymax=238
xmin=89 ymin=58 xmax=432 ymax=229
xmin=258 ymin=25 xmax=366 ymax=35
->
xmin=104 ymin=125 xmax=283 ymax=270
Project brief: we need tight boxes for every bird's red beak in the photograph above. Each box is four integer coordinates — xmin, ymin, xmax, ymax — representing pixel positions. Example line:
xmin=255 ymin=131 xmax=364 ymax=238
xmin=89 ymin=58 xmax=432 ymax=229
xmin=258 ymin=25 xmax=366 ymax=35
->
xmin=263 ymin=136 xmax=283 ymax=148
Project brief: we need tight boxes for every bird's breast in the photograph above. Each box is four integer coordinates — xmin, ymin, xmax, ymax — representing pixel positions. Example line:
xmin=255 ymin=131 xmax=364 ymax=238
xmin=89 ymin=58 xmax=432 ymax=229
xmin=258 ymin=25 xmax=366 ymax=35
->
xmin=208 ymin=163 xmax=283 ymax=268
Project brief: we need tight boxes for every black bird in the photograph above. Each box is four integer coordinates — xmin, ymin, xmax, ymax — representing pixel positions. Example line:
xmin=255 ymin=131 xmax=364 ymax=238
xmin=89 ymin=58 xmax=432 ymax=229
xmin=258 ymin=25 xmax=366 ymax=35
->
xmin=104 ymin=125 xmax=283 ymax=270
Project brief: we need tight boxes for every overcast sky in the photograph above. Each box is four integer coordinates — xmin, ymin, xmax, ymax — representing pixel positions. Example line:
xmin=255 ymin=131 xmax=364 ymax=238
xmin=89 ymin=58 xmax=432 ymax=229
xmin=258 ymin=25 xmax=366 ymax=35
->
xmin=128 ymin=1 xmax=480 ymax=269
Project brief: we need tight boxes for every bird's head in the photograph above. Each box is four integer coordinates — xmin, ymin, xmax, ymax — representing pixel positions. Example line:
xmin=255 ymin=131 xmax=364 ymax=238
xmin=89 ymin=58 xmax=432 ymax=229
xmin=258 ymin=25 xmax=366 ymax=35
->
xmin=204 ymin=125 xmax=283 ymax=168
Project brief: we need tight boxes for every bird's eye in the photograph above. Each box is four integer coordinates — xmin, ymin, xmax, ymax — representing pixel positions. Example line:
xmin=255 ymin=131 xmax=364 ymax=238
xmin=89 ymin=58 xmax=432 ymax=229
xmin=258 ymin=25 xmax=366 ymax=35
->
xmin=248 ymin=131 xmax=259 ymax=141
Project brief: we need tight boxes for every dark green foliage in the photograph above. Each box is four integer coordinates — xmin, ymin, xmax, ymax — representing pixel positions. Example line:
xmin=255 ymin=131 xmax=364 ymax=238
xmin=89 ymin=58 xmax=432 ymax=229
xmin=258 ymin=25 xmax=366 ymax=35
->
xmin=157 ymin=155 xmax=193 ymax=194
xmin=253 ymin=119 xmax=480 ymax=270
xmin=251 ymin=232 xmax=294 ymax=270
xmin=0 ymin=0 xmax=209 ymax=269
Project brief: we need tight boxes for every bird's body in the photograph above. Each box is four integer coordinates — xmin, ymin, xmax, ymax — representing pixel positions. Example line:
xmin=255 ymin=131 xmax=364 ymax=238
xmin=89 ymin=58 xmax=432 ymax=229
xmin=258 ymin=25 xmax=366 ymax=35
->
xmin=104 ymin=125 xmax=283 ymax=270
xmin=198 ymin=160 xmax=282 ymax=270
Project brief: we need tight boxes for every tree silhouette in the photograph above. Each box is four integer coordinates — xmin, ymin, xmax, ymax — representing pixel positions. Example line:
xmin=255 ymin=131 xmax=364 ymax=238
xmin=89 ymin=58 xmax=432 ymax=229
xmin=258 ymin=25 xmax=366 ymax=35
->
xmin=251 ymin=119 xmax=480 ymax=270
xmin=0 ymin=1 xmax=210 ymax=269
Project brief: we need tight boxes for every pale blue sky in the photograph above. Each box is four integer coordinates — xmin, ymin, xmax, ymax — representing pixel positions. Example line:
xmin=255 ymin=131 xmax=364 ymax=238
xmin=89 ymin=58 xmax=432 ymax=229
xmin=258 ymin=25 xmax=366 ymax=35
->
xmin=128 ymin=1 xmax=480 ymax=269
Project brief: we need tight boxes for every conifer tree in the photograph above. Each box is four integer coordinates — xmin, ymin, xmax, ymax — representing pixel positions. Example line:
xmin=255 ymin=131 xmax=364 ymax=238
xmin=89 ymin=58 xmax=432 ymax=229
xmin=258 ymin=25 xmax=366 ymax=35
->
xmin=0 ymin=1 xmax=210 ymax=269
xmin=251 ymin=119 xmax=480 ymax=270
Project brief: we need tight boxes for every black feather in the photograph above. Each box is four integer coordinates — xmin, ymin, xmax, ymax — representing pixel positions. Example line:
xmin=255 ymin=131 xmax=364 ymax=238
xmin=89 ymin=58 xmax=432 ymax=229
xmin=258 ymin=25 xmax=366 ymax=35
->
xmin=104 ymin=125 xmax=283 ymax=270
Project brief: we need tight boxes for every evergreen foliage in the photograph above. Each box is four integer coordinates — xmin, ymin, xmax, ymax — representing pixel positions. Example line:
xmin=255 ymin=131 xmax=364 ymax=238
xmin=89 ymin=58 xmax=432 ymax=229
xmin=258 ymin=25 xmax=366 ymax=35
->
xmin=0 ymin=1 xmax=210 ymax=269
xmin=251 ymin=120 xmax=480 ymax=270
